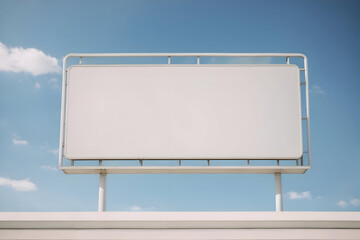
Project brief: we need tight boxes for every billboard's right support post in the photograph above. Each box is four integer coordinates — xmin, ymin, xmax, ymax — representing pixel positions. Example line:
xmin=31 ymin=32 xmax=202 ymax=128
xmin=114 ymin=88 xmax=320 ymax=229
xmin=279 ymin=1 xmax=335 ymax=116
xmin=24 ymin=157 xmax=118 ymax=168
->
xmin=98 ymin=173 xmax=107 ymax=212
xmin=275 ymin=172 xmax=283 ymax=212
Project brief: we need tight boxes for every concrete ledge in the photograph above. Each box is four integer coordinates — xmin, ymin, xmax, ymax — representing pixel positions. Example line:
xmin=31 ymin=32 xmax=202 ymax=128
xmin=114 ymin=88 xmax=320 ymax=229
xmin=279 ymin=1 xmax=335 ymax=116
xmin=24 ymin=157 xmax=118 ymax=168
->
xmin=1 ymin=211 xmax=359 ymax=229
xmin=1 ymin=229 xmax=360 ymax=240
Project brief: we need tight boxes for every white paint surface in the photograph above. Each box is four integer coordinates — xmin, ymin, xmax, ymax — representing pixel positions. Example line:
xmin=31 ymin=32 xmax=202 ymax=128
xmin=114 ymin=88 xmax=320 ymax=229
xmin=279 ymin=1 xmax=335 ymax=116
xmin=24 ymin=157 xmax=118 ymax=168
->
xmin=1 ymin=212 xmax=360 ymax=239
xmin=1 ymin=211 xmax=360 ymax=229
xmin=64 ymin=65 xmax=302 ymax=160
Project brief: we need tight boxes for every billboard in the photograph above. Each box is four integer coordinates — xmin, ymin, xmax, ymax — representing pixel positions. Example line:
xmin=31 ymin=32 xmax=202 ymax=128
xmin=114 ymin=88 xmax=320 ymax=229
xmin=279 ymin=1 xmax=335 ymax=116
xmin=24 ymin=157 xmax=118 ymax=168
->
xmin=64 ymin=64 xmax=302 ymax=160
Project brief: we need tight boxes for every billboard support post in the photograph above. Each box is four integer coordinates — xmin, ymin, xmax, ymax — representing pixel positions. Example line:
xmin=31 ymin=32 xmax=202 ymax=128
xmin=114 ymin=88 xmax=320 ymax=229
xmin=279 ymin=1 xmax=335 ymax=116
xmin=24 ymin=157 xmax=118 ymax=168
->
xmin=98 ymin=173 xmax=107 ymax=212
xmin=275 ymin=173 xmax=283 ymax=212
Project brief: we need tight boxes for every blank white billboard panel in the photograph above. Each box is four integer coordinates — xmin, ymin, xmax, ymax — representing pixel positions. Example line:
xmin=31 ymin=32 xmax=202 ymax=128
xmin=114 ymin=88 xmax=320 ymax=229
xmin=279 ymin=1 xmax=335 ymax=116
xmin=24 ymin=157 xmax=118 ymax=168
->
xmin=64 ymin=65 xmax=302 ymax=160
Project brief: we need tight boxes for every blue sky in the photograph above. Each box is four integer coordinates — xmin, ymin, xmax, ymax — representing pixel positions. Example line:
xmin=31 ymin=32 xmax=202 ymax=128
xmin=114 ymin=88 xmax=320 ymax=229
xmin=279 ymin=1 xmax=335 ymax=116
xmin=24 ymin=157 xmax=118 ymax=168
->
xmin=0 ymin=0 xmax=359 ymax=212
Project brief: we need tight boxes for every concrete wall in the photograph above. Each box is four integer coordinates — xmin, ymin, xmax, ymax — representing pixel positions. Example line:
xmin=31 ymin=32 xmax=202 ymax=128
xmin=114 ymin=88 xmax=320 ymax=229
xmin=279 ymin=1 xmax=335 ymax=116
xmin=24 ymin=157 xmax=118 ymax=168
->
xmin=1 ymin=212 xmax=359 ymax=239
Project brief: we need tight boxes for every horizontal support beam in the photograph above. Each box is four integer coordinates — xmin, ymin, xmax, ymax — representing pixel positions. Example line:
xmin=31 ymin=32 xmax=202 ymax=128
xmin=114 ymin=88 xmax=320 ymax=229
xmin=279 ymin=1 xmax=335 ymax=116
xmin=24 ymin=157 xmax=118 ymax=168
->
xmin=61 ymin=166 xmax=309 ymax=174
xmin=69 ymin=159 xmax=302 ymax=161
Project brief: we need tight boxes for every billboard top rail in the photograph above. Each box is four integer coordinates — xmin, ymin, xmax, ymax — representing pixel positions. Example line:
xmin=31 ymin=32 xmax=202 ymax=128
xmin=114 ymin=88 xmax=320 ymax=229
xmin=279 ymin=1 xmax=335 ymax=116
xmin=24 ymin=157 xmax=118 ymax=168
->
xmin=63 ymin=53 xmax=307 ymax=61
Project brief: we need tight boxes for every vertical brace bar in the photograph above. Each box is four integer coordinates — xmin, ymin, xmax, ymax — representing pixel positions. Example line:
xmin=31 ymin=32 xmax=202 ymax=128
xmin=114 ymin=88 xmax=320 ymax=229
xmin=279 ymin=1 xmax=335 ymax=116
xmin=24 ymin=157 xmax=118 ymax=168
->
xmin=168 ymin=56 xmax=171 ymax=64
xmin=98 ymin=173 xmax=107 ymax=212
xmin=179 ymin=160 xmax=182 ymax=166
xmin=247 ymin=160 xmax=250 ymax=166
xmin=286 ymin=56 xmax=290 ymax=64
xmin=79 ymin=57 xmax=82 ymax=64
xmin=207 ymin=160 xmax=210 ymax=166
xmin=275 ymin=172 xmax=283 ymax=212
xmin=197 ymin=56 xmax=200 ymax=64
xmin=58 ymin=57 xmax=69 ymax=169
xmin=304 ymin=56 xmax=311 ymax=166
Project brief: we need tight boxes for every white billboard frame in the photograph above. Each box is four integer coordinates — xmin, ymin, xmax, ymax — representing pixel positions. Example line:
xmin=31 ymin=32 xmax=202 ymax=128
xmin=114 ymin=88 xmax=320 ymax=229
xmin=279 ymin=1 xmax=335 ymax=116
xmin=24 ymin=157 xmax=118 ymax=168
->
xmin=59 ymin=53 xmax=310 ymax=175
xmin=58 ymin=53 xmax=311 ymax=212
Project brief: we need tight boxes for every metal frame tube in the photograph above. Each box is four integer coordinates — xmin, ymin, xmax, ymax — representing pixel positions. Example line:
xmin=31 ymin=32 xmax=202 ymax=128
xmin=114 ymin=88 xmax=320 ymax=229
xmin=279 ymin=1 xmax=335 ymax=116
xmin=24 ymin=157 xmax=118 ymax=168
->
xmin=98 ymin=173 xmax=107 ymax=212
xmin=275 ymin=172 xmax=283 ymax=212
xmin=58 ymin=55 xmax=70 ymax=168
xmin=303 ymin=56 xmax=311 ymax=166
xmin=61 ymin=53 xmax=307 ymax=58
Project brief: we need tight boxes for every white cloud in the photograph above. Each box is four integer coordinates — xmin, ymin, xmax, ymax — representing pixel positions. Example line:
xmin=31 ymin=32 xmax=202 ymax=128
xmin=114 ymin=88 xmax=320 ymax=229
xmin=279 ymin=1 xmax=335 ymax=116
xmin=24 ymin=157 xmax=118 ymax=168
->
xmin=49 ymin=77 xmax=60 ymax=89
xmin=337 ymin=200 xmax=348 ymax=208
xmin=129 ymin=205 xmax=141 ymax=211
xmin=336 ymin=199 xmax=360 ymax=208
xmin=12 ymin=137 xmax=28 ymax=146
xmin=286 ymin=191 xmax=312 ymax=200
xmin=0 ymin=176 xmax=37 ymax=191
xmin=310 ymin=84 xmax=324 ymax=94
xmin=126 ymin=205 xmax=155 ymax=211
xmin=34 ymin=82 xmax=41 ymax=89
xmin=0 ymin=42 xmax=60 ymax=76
xmin=48 ymin=149 xmax=59 ymax=155
xmin=41 ymin=165 xmax=58 ymax=171
xmin=40 ymin=142 xmax=58 ymax=155
xmin=350 ymin=199 xmax=360 ymax=206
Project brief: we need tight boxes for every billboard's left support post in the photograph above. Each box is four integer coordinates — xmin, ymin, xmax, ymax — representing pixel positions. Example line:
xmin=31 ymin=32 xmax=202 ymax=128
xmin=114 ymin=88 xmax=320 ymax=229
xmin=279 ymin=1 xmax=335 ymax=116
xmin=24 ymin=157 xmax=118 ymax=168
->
xmin=275 ymin=172 xmax=283 ymax=212
xmin=98 ymin=173 xmax=107 ymax=212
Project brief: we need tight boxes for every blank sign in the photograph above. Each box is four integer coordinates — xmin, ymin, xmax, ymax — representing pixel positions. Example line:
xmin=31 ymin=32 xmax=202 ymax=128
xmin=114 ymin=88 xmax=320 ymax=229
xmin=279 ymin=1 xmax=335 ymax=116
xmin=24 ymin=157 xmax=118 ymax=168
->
xmin=64 ymin=64 xmax=302 ymax=160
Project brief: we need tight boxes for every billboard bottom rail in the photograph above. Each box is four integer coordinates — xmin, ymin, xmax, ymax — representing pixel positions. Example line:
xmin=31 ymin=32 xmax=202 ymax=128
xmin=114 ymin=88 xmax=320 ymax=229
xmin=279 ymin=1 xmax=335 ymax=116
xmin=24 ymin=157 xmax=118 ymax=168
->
xmin=60 ymin=166 xmax=309 ymax=175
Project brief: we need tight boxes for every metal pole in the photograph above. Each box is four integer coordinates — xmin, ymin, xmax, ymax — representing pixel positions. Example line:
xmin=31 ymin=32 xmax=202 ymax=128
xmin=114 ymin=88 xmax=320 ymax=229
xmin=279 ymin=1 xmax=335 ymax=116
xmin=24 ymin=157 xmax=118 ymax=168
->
xmin=58 ymin=56 xmax=69 ymax=169
xmin=304 ymin=56 xmax=311 ymax=167
xmin=98 ymin=173 xmax=107 ymax=212
xmin=275 ymin=172 xmax=283 ymax=212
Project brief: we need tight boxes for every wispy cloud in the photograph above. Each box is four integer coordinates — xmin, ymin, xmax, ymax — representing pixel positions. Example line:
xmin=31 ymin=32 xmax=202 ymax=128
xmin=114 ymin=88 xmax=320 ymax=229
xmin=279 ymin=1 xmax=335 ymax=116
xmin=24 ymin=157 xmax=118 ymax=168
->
xmin=49 ymin=77 xmax=60 ymax=89
xmin=0 ymin=176 xmax=37 ymax=191
xmin=40 ymin=142 xmax=58 ymax=155
xmin=337 ymin=200 xmax=348 ymax=208
xmin=126 ymin=205 xmax=155 ymax=211
xmin=48 ymin=149 xmax=59 ymax=155
xmin=338 ymin=198 xmax=360 ymax=208
xmin=350 ymin=199 xmax=360 ymax=206
xmin=129 ymin=205 xmax=141 ymax=211
xmin=0 ymin=42 xmax=60 ymax=76
xmin=34 ymin=82 xmax=41 ymax=89
xmin=310 ymin=84 xmax=324 ymax=94
xmin=41 ymin=165 xmax=58 ymax=171
xmin=286 ymin=191 xmax=312 ymax=200
xmin=12 ymin=134 xmax=28 ymax=146
xmin=12 ymin=139 xmax=28 ymax=145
